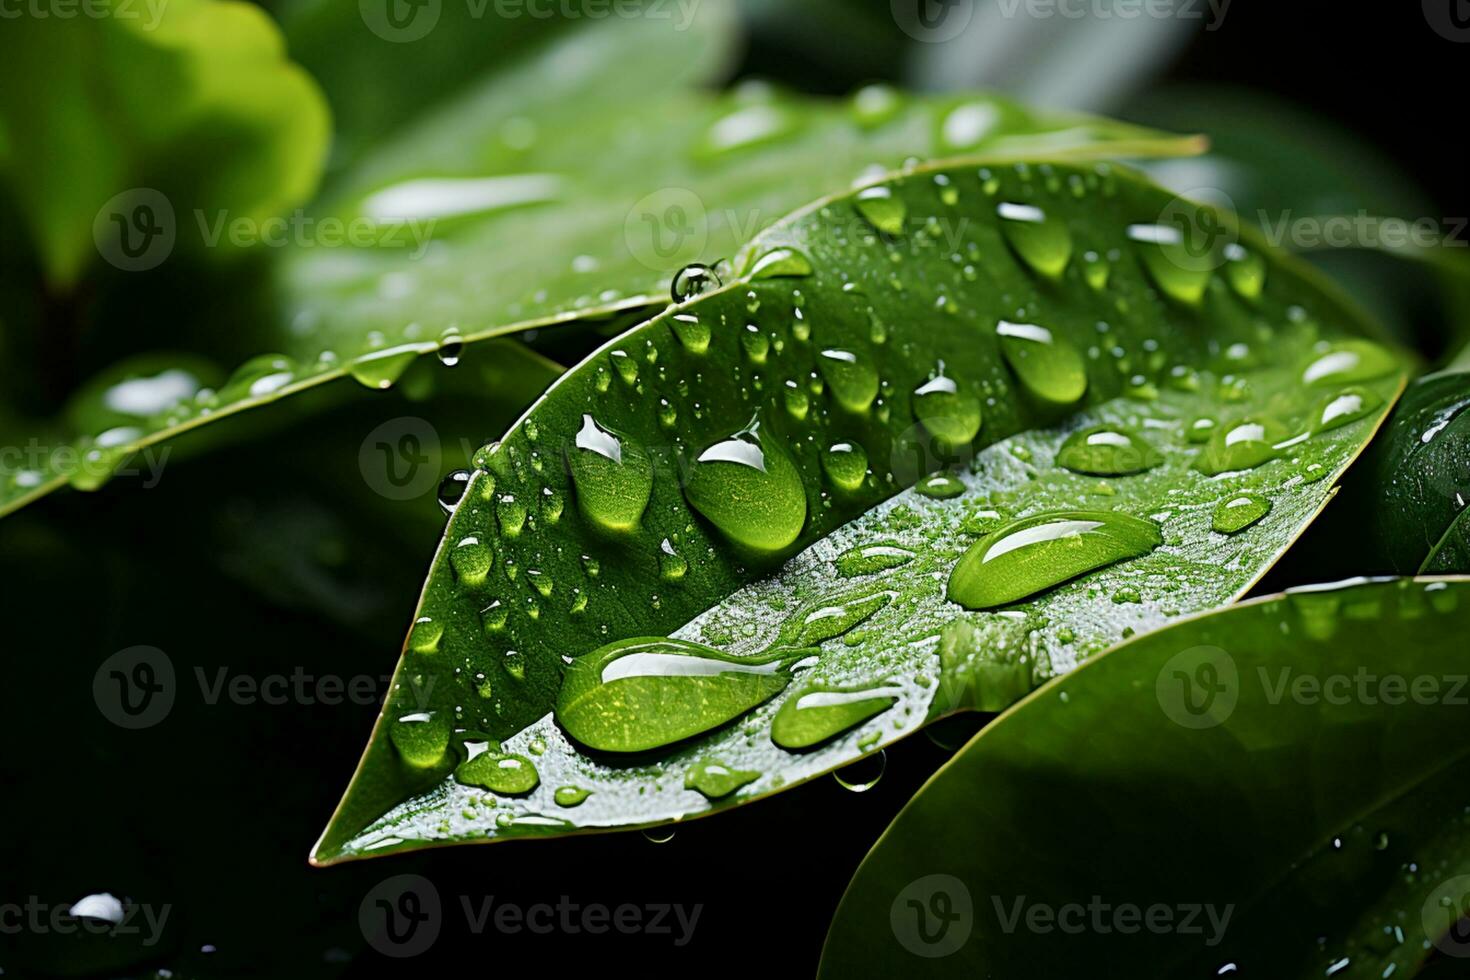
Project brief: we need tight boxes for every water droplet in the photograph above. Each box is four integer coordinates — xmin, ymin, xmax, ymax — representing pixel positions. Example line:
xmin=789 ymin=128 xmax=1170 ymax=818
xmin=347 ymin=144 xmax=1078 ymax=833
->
xmin=496 ymin=493 xmax=527 ymax=536
xmin=348 ymin=343 xmax=426 ymax=390
xmin=671 ymin=263 xmax=721 ymax=304
xmin=850 ymin=83 xmax=901 ymax=128
xmin=455 ymin=749 xmax=540 ymax=795
xmin=821 ymin=442 xmax=868 ymax=491
xmin=1301 ymin=340 xmax=1397 ymax=387
xmin=913 ymin=363 xmax=982 ymax=447
xmin=917 ymin=472 xmax=966 ymax=499
xmin=436 ymin=333 xmax=463 ymax=367
xmin=835 ymin=543 xmax=916 ymax=577
xmin=1057 ymin=426 xmax=1161 ymax=476
xmin=220 ymin=353 xmax=298 ymax=401
xmin=998 ymin=202 xmax=1072 ymax=279
xmin=568 ymin=415 xmax=654 ymax=532
xmin=554 ymin=638 xmax=801 ymax=752
xmin=1081 ymin=250 xmax=1110 ymax=290
xmin=746 ymin=246 xmax=812 ymax=280
xmin=1187 ymin=416 xmax=1217 ymax=444
xmin=503 ymin=649 xmax=526 ymax=681
xmin=684 ymin=418 xmax=807 ymax=553
xmin=1195 ymin=417 xmax=1287 ymax=475
xmin=481 ymin=600 xmax=508 ymax=634
xmin=1127 ymin=222 xmax=1215 ymax=304
xmin=554 ymin=785 xmax=592 ymax=808
xmin=684 ymin=758 xmax=760 ymax=800
xmin=658 ymin=538 xmax=688 ymax=581
xmin=669 ymin=313 xmax=710 ymax=354
xmin=947 ymin=510 xmax=1162 ymax=610
xmin=1223 ymin=243 xmax=1266 ymax=299
xmin=642 ymin=827 xmax=677 ymax=844
xmin=390 ymin=711 xmax=449 ymax=768
xmin=450 ymin=536 xmax=493 ymax=586
xmin=1212 ymin=494 xmax=1272 ymax=534
xmin=789 ymin=591 xmax=893 ymax=646
xmin=741 ymin=324 xmax=770 ymax=363
xmin=609 ymin=349 xmax=639 ymax=386
xmin=996 ymin=321 xmax=1087 ymax=404
xmin=818 ymin=348 xmax=879 ymax=412
xmin=854 ymin=186 xmax=906 ymax=236
xmin=832 ymin=750 xmax=886 ymax=792
xmin=1312 ymin=387 xmax=1382 ymax=433
xmin=438 ymin=469 xmax=471 ymax=514
xmin=771 ymin=682 xmax=901 ymax=750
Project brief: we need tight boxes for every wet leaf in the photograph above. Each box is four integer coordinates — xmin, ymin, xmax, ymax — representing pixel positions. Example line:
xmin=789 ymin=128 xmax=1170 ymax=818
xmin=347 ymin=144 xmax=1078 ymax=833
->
xmin=821 ymin=577 xmax=1470 ymax=979
xmin=313 ymin=160 xmax=1405 ymax=862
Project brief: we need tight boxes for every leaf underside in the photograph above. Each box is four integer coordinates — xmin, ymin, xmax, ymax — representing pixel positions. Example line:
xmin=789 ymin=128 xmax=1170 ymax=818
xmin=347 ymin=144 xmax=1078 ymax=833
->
xmin=314 ymin=160 xmax=1405 ymax=863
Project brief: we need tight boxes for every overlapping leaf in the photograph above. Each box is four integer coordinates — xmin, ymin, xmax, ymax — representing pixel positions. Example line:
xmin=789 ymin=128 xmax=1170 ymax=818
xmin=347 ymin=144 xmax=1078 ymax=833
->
xmin=822 ymin=577 xmax=1470 ymax=979
xmin=0 ymin=1 xmax=1194 ymax=519
xmin=312 ymin=160 xmax=1406 ymax=863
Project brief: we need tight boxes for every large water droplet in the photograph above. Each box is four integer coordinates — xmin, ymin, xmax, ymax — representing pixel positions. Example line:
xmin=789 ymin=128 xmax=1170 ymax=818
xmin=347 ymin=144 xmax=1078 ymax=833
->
xmin=554 ymin=638 xmax=800 ymax=752
xmin=671 ymin=263 xmax=721 ymax=304
xmin=821 ymin=441 xmax=868 ymax=491
xmin=1195 ymin=417 xmax=1288 ymax=475
xmin=438 ymin=469 xmax=471 ymax=514
xmin=1212 ymin=494 xmax=1271 ymax=534
xmin=855 ymin=186 xmax=907 ymax=236
xmin=455 ymin=748 xmax=540 ymax=795
xmin=771 ymin=682 xmax=901 ymax=750
xmin=947 ymin=510 xmax=1162 ymax=610
xmin=832 ymin=750 xmax=886 ymax=792
xmin=390 ymin=711 xmax=450 ymax=768
xmin=669 ymin=313 xmax=710 ymax=354
xmin=818 ymin=348 xmax=879 ymax=412
xmin=684 ymin=758 xmax=760 ymax=800
xmin=567 ymin=415 xmax=653 ymax=532
xmin=684 ymin=418 xmax=807 ymax=553
xmin=996 ymin=321 xmax=1087 ymax=404
xmin=913 ymin=362 xmax=982 ymax=447
xmin=1300 ymin=340 xmax=1397 ymax=387
xmin=998 ymin=202 xmax=1072 ymax=279
xmin=1312 ymin=387 xmax=1382 ymax=434
xmin=746 ymin=246 xmax=813 ymax=280
xmin=1057 ymin=426 xmax=1161 ymax=476
xmin=1127 ymin=222 xmax=1215 ymax=304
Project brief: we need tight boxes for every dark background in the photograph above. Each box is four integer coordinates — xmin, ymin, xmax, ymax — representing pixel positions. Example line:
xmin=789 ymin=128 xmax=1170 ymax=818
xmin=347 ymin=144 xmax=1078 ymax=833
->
xmin=2 ymin=2 xmax=1466 ymax=978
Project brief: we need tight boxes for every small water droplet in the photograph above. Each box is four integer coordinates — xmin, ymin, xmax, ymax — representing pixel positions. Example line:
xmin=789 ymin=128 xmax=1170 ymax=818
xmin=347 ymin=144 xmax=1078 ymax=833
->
xmin=746 ymin=246 xmax=812 ymax=280
xmin=1057 ymin=426 xmax=1161 ymax=476
xmin=438 ymin=469 xmax=471 ymax=514
xmin=771 ymin=682 xmax=901 ymax=750
xmin=1195 ymin=417 xmax=1288 ymax=475
xmin=1212 ymin=493 xmax=1272 ymax=534
xmin=998 ymin=202 xmax=1072 ymax=279
xmin=685 ymin=758 xmax=760 ymax=800
xmin=671 ymin=263 xmax=722 ymax=304
xmin=455 ymin=749 xmax=540 ymax=795
xmin=916 ymin=472 xmax=966 ymax=499
xmin=554 ymin=785 xmax=592 ymax=807
xmin=832 ymin=750 xmax=886 ymax=792
xmin=567 ymin=415 xmax=654 ymax=532
xmin=684 ymin=418 xmax=807 ymax=553
xmin=821 ymin=441 xmax=869 ymax=492
xmin=1301 ymin=340 xmax=1397 ymax=387
xmin=996 ymin=320 xmax=1087 ymax=404
xmin=913 ymin=362 xmax=982 ymax=447
xmin=854 ymin=186 xmax=907 ymax=236
xmin=818 ymin=348 xmax=879 ymax=412
xmin=390 ymin=711 xmax=449 ymax=768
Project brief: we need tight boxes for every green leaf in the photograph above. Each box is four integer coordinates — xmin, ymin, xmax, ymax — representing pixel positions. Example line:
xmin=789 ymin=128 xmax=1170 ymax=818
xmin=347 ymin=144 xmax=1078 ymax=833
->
xmin=820 ymin=577 xmax=1470 ymax=978
xmin=0 ymin=5 xmax=1195 ymax=519
xmin=1287 ymin=362 xmax=1470 ymax=577
xmin=0 ymin=0 xmax=330 ymax=286
xmin=312 ymin=159 xmax=1405 ymax=863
